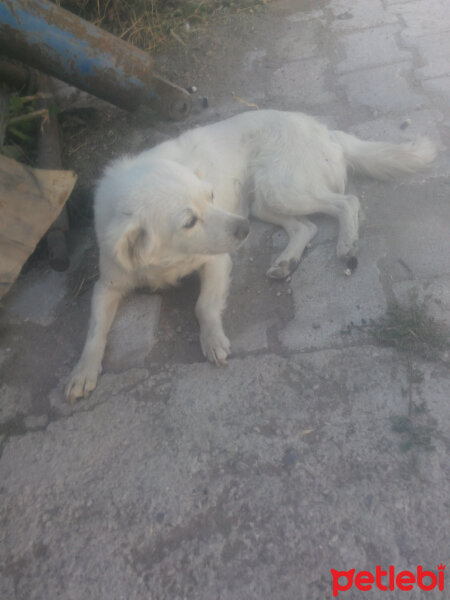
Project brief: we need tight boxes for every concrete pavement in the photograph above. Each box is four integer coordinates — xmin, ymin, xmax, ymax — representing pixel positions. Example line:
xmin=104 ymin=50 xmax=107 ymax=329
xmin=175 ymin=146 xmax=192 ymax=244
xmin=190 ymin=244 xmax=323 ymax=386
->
xmin=1 ymin=1 xmax=450 ymax=598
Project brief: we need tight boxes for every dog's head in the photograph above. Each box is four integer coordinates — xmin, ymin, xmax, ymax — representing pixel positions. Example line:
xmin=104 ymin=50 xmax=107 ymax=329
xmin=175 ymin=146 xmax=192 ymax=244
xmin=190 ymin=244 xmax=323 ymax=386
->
xmin=96 ymin=158 xmax=249 ymax=272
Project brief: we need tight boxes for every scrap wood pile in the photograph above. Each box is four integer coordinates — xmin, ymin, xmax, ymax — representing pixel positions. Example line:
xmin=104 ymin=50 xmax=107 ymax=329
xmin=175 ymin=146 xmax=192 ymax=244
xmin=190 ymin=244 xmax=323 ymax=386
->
xmin=0 ymin=154 xmax=76 ymax=300
xmin=0 ymin=80 xmax=76 ymax=301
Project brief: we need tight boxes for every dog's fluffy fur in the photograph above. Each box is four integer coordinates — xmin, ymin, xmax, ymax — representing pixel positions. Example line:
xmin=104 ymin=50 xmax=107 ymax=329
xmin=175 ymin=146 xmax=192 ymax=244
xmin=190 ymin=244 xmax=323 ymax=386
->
xmin=66 ymin=110 xmax=436 ymax=401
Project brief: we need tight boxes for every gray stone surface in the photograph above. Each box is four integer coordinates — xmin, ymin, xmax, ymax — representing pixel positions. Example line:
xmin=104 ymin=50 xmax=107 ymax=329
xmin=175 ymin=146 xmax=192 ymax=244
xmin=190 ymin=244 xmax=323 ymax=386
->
xmin=337 ymin=25 xmax=410 ymax=73
xmin=1 ymin=0 xmax=449 ymax=598
xmin=104 ymin=294 xmax=162 ymax=372
xmin=393 ymin=276 xmax=450 ymax=329
xmin=395 ymin=0 xmax=450 ymax=40
xmin=271 ymin=57 xmax=337 ymax=106
xmin=24 ymin=415 xmax=49 ymax=432
xmin=1 ymin=352 xmax=449 ymax=599
xmin=0 ymin=384 xmax=31 ymax=425
xmin=339 ymin=63 xmax=426 ymax=112
xmin=423 ymin=75 xmax=450 ymax=102
xmin=406 ymin=32 xmax=450 ymax=80
xmin=329 ymin=0 xmax=398 ymax=30
xmin=278 ymin=21 xmax=325 ymax=61
xmin=280 ymin=234 xmax=388 ymax=352
xmin=2 ymin=268 xmax=68 ymax=326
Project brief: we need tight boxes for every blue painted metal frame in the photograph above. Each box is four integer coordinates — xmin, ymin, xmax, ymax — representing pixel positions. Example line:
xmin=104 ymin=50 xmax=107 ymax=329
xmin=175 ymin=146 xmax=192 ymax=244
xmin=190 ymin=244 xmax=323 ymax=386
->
xmin=0 ymin=0 xmax=191 ymax=117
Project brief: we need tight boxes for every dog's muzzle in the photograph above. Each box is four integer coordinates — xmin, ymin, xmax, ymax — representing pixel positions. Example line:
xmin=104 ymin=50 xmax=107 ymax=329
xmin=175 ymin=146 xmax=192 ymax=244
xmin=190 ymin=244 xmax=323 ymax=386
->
xmin=233 ymin=219 xmax=250 ymax=242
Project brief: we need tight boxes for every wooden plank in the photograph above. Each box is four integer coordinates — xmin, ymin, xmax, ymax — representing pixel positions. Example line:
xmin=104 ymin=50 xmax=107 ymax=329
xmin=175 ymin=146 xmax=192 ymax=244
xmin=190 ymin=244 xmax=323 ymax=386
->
xmin=0 ymin=154 xmax=76 ymax=300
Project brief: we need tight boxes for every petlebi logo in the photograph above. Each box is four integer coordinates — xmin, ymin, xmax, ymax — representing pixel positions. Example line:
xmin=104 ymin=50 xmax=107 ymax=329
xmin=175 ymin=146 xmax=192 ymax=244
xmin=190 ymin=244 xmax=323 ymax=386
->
xmin=331 ymin=564 xmax=446 ymax=597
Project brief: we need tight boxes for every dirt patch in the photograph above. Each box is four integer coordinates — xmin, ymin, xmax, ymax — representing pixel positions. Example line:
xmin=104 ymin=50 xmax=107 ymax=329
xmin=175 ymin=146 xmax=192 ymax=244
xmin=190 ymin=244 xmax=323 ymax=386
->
xmin=58 ymin=0 xmax=268 ymax=53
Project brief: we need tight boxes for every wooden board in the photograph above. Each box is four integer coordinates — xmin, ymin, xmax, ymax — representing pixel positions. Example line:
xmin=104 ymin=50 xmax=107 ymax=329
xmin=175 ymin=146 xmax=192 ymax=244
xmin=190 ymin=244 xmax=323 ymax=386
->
xmin=0 ymin=154 xmax=76 ymax=300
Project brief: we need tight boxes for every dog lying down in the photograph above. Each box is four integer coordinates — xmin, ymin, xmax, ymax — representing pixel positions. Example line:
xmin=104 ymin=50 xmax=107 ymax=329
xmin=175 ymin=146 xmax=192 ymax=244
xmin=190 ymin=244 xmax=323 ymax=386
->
xmin=65 ymin=109 xmax=436 ymax=402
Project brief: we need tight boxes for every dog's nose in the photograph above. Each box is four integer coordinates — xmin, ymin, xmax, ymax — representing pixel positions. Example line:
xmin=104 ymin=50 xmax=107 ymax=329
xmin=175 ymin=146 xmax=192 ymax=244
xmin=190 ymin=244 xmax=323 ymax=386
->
xmin=233 ymin=219 xmax=250 ymax=242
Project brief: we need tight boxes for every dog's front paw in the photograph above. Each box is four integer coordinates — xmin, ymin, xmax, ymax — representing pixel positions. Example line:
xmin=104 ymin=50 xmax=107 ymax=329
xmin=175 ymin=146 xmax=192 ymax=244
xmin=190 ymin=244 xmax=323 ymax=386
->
xmin=200 ymin=329 xmax=231 ymax=366
xmin=65 ymin=362 xmax=101 ymax=404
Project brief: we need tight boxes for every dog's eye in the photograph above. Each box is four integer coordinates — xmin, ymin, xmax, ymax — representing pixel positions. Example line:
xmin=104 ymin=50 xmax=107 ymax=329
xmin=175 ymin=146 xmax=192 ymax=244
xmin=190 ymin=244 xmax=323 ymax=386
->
xmin=183 ymin=215 xmax=198 ymax=229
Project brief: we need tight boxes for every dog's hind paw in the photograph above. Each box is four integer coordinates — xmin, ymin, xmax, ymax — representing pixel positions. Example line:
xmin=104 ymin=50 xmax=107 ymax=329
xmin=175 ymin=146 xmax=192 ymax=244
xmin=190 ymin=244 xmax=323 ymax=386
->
xmin=337 ymin=238 xmax=359 ymax=260
xmin=266 ymin=259 xmax=299 ymax=280
xmin=65 ymin=363 xmax=101 ymax=403
xmin=200 ymin=329 xmax=231 ymax=366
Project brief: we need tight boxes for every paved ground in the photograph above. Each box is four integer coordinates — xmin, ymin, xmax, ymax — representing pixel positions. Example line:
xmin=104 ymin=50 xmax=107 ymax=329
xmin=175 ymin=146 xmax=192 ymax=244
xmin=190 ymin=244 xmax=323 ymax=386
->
xmin=1 ymin=0 xmax=450 ymax=598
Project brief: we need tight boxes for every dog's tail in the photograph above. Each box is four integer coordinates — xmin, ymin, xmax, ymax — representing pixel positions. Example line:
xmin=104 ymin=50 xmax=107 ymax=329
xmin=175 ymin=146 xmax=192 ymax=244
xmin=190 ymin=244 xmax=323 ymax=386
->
xmin=333 ymin=130 xmax=437 ymax=181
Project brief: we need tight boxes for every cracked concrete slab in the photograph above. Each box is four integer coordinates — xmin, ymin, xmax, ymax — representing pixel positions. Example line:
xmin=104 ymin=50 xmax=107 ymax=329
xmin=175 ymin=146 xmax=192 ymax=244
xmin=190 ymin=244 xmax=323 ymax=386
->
xmin=393 ymin=276 xmax=450 ymax=330
xmin=405 ymin=32 xmax=450 ymax=80
xmin=339 ymin=62 xmax=426 ymax=112
xmin=2 ymin=269 xmax=68 ymax=327
xmin=1 ymin=0 xmax=449 ymax=598
xmin=0 ymin=384 xmax=31 ymax=426
xmin=336 ymin=25 xmax=411 ymax=74
xmin=423 ymin=75 xmax=450 ymax=103
xmin=329 ymin=0 xmax=398 ymax=31
xmin=365 ymin=179 xmax=450 ymax=280
xmin=2 ymin=351 xmax=450 ymax=599
xmin=103 ymin=294 xmax=161 ymax=372
xmin=395 ymin=0 xmax=450 ymax=40
xmin=271 ymin=57 xmax=337 ymax=105
xmin=279 ymin=234 xmax=388 ymax=352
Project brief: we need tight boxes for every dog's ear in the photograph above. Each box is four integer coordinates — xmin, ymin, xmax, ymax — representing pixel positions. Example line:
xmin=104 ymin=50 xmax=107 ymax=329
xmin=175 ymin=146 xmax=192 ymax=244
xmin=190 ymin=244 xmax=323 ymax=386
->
xmin=114 ymin=223 xmax=151 ymax=271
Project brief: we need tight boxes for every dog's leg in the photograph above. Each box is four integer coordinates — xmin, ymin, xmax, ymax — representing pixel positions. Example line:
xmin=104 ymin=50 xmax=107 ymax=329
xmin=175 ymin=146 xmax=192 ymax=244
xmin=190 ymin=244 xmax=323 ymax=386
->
xmin=251 ymin=202 xmax=318 ymax=279
xmin=314 ymin=193 xmax=360 ymax=258
xmin=195 ymin=254 xmax=232 ymax=366
xmin=65 ymin=280 xmax=124 ymax=402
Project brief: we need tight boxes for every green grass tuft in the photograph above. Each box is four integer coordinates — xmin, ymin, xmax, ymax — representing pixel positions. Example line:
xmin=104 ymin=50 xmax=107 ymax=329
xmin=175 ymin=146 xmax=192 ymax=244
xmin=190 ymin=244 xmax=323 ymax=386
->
xmin=368 ymin=293 xmax=448 ymax=360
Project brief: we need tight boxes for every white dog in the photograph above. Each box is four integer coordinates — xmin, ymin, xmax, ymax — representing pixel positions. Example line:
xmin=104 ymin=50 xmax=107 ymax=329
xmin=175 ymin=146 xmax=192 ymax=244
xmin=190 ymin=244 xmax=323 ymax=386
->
xmin=66 ymin=110 xmax=436 ymax=402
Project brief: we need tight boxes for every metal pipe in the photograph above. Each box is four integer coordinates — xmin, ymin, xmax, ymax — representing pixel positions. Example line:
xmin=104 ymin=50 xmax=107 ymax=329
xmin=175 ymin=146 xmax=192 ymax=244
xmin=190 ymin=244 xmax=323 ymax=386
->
xmin=0 ymin=0 xmax=191 ymax=119
xmin=0 ymin=57 xmax=37 ymax=90
xmin=37 ymin=73 xmax=70 ymax=272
